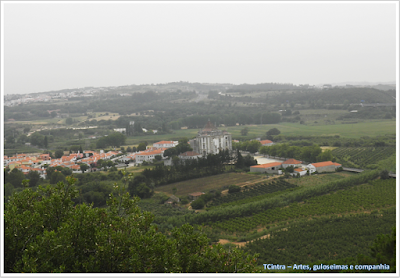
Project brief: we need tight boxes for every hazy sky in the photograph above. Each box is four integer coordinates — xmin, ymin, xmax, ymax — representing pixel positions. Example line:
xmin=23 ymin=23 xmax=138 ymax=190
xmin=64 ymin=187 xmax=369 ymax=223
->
xmin=2 ymin=1 xmax=397 ymax=95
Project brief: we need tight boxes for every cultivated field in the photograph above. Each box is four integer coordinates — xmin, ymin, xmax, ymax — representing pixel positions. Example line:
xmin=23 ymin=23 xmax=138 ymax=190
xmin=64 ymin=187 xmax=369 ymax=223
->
xmin=286 ymin=171 xmax=356 ymax=187
xmin=155 ymin=172 xmax=263 ymax=196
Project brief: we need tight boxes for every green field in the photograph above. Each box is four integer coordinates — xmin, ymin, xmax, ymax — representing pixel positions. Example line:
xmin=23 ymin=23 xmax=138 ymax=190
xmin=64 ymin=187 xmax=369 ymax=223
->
xmin=224 ymin=120 xmax=395 ymax=139
xmin=121 ymin=120 xmax=395 ymax=145
xmin=155 ymin=172 xmax=263 ymax=197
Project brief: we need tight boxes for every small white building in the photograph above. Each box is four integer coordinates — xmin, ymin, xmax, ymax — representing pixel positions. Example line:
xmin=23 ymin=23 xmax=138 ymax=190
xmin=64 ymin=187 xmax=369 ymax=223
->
xmin=250 ymin=162 xmax=283 ymax=174
xmin=135 ymin=149 xmax=164 ymax=164
xmin=307 ymin=161 xmax=342 ymax=174
xmin=282 ymin=158 xmax=302 ymax=169
xmin=259 ymin=139 xmax=274 ymax=146
xmin=113 ymin=128 xmax=126 ymax=133
xmin=290 ymin=168 xmax=307 ymax=177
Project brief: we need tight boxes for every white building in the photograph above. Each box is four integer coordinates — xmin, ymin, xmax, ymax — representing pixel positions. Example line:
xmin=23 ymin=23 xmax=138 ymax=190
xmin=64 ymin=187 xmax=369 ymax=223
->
xmin=113 ymin=128 xmax=126 ymax=133
xmin=259 ymin=139 xmax=274 ymax=146
xmin=290 ymin=168 xmax=307 ymax=177
xmin=307 ymin=161 xmax=342 ymax=174
xmin=153 ymin=141 xmax=178 ymax=148
xmin=189 ymin=120 xmax=232 ymax=156
xmin=135 ymin=149 xmax=164 ymax=164
xmin=282 ymin=158 xmax=302 ymax=169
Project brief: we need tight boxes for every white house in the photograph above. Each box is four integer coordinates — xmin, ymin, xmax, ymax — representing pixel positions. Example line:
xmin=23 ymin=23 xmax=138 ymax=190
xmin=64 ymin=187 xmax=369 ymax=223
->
xmin=250 ymin=162 xmax=283 ymax=174
xmin=135 ymin=149 xmax=164 ymax=164
xmin=153 ymin=141 xmax=178 ymax=149
xmin=113 ymin=128 xmax=126 ymax=133
xmin=290 ymin=168 xmax=307 ymax=177
xmin=282 ymin=158 xmax=302 ymax=169
xmin=259 ymin=139 xmax=274 ymax=146
xmin=307 ymin=161 xmax=342 ymax=174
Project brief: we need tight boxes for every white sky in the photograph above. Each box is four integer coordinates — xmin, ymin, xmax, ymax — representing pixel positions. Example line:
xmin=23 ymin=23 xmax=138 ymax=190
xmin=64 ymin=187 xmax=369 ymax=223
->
xmin=2 ymin=1 xmax=398 ymax=95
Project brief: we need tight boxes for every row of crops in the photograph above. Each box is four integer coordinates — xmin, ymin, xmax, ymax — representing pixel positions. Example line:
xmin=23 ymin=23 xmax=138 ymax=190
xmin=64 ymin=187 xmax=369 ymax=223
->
xmin=210 ymin=179 xmax=395 ymax=233
xmin=208 ymin=179 xmax=297 ymax=208
xmin=243 ymin=207 xmax=395 ymax=266
xmin=332 ymin=146 xmax=395 ymax=168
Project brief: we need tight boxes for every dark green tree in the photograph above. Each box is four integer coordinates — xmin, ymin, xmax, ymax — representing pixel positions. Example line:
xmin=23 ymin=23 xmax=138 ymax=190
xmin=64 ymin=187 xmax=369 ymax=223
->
xmin=137 ymin=142 xmax=147 ymax=152
xmin=27 ymin=171 xmax=41 ymax=187
xmin=55 ymin=149 xmax=64 ymax=159
xmin=44 ymin=136 xmax=48 ymax=148
xmin=79 ymin=163 xmax=89 ymax=173
xmin=191 ymin=198 xmax=205 ymax=209
xmin=4 ymin=176 xmax=258 ymax=272
xmin=241 ymin=127 xmax=249 ymax=136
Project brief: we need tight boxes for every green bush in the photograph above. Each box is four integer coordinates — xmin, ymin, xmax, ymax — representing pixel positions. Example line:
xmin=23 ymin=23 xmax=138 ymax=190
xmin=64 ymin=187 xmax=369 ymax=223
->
xmin=191 ymin=198 xmax=205 ymax=209
xmin=228 ymin=185 xmax=241 ymax=194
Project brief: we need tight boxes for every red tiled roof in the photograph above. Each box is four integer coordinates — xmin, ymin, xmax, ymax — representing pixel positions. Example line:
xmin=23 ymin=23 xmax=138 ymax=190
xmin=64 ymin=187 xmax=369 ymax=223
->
xmin=251 ymin=162 xmax=282 ymax=168
xmin=137 ymin=149 xmax=164 ymax=156
xmin=260 ymin=140 xmax=273 ymax=145
xmin=154 ymin=141 xmax=176 ymax=145
xmin=294 ymin=168 xmax=305 ymax=172
xmin=283 ymin=158 xmax=302 ymax=165
xmin=333 ymin=162 xmax=342 ymax=167
xmin=311 ymin=161 xmax=335 ymax=168
xmin=189 ymin=192 xmax=204 ymax=197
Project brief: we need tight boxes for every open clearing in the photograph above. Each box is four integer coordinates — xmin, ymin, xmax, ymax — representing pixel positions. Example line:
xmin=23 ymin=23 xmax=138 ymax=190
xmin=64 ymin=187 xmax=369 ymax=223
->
xmin=156 ymin=172 xmax=262 ymax=196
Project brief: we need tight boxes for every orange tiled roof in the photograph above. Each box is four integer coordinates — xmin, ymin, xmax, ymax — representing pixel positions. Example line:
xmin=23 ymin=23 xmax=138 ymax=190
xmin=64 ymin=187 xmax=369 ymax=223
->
xmin=154 ymin=141 xmax=176 ymax=145
xmin=260 ymin=140 xmax=273 ymax=145
xmin=251 ymin=162 xmax=282 ymax=168
xmin=333 ymin=162 xmax=342 ymax=167
xmin=283 ymin=158 xmax=302 ymax=165
xmin=137 ymin=149 xmax=164 ymax=156
xmin=189 ymin=192 xmax=204 ymax=197
xmin=311 ymin=161 xmax=335 ymax=168
xmin=294 ymin=168 xmax=305 ymax=172
xmin=31 ymin=167 xmax=44 ymax=172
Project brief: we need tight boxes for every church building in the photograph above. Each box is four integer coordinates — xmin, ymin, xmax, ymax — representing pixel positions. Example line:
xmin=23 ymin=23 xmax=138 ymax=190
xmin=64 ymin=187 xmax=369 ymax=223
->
xmin=189 ymin=120 xmax=232 ymax=156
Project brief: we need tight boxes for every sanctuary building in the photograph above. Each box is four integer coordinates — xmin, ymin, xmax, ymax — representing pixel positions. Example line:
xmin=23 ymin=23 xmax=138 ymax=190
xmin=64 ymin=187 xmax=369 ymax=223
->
xmin=189 ymin=120 xmax=232 ymax=156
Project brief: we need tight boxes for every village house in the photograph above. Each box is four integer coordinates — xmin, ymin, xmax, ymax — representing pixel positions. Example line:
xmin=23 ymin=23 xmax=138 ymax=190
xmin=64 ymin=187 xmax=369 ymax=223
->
xmin=282 ymin=158 xmax=302 ymax=169
xmin=250 ymin=162 xmax=283 ymax=174
xmin=153 ymin=141 xmax=178 ymax=148
xmin=135 ymin=149 xmax=165 ymax=164
xmin=259 ymin=139 xmax=274 ymax=146
xmin=188 ymin=192 xmax=205 ymax=201
xmin=290 ymin=168 xmax=308 ymax=177
xmin=307 ymin=161 xmax=342 ymax=174
xmin=164 ymin=195 xmax=180 ymax=205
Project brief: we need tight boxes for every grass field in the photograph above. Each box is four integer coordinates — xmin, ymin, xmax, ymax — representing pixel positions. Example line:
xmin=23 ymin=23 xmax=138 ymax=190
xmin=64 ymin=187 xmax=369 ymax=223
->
xmin=224 ymin=120 xmax=395 ymax=139
xmin=155 ymin=172 xmax=262 ymax=197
